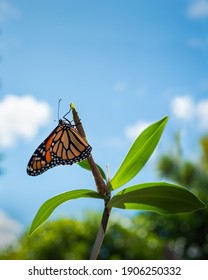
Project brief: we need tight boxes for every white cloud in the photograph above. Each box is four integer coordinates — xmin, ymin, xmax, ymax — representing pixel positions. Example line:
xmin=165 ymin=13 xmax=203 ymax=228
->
xmin=125 ymin=120 xmax=151 ymax=141
xmin=0 ymin=210 xmax=23 ymax=249
xmin=0 ymin=0 xmax=21 ymax=23
xmin=0 ymin=95 xmax=52 ymax=148
xmin=170 ymin=96 xmax=194 ymax=120
xmin=187 ymin=0 xmax=208 ymax=19
xmin=171 ymin=96 xmax=208 ymax=131
xmin=196 ymin=100 xmax=208 ymax=129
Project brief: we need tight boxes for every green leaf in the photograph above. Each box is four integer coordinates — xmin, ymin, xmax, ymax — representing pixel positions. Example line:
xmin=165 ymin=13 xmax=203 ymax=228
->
xmin=107 ymin=182 xmax=206 ymax=214
xmin=110 ymin=116 xmax=168 ymax=190
xmin=78 ymin=159 xmax=107 ymax=182
xmin=29 ymin=189 xmax=104 ymax=236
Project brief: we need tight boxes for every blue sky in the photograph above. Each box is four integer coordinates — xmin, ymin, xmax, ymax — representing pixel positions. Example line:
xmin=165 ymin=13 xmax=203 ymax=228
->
xmin=0 ymin=0 xmax=208 ymax=247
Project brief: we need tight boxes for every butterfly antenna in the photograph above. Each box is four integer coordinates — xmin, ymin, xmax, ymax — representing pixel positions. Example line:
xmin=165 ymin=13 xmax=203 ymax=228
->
xmin=63 ymin=108 xmax=71 ymax=121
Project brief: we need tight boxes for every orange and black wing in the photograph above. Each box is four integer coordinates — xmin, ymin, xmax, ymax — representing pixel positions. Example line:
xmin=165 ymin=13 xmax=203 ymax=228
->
xmin=27 ymin=121 xmax=92 ymax=176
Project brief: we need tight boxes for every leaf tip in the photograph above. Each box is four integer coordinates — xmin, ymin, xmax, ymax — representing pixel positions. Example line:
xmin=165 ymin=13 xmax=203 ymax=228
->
xmin=162 ymin=115 xmax=169 ymax=123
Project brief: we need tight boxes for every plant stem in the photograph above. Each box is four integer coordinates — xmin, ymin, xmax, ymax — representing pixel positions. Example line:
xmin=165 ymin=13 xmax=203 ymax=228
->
xmin=70 ymin=103 xmax=111 ymax=259
xmin=87 ymin=156 xmax=107 ymax=195
xmin=89 ymin=206 xmax=111 ymax=260
xmin=70 ymin=103 xmax=108 ymax=196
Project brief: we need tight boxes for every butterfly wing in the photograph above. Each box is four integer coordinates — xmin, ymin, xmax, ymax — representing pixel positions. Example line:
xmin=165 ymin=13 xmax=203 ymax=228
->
xmin=27 ymin=121 xmax=92 ymax=176
xmin=27 ymin=124 xmax=61 ymax=176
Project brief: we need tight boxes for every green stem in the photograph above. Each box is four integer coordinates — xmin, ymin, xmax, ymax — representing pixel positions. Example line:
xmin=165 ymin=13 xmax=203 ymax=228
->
xmin=89 ymin=206 xmax=111 ymax=260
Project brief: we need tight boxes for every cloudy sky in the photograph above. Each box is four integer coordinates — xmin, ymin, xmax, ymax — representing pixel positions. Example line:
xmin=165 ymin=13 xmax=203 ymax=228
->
xmin=0 ymin=0 xmax=208 ymax=248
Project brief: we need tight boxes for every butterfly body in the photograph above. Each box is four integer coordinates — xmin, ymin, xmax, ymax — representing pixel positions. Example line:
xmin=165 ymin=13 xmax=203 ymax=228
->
xmin=27 ymin=119 xmax=92 ymax=176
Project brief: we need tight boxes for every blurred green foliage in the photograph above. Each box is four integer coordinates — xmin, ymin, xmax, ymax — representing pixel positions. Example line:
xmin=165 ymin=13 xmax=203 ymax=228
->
xmin=0 ymin=213 xmax=166 ymax=260
xmin=152 ymin=134 xmax=208 ymax=259
xmin=0 ymin=135 xmax=207 ymax=259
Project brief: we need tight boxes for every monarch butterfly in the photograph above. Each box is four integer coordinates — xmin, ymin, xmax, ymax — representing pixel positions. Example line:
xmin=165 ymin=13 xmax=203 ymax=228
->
xmin=27 ymin=114 xmax=92 ymax=176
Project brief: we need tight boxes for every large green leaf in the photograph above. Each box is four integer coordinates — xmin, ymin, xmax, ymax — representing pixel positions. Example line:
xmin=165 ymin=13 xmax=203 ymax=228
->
xmin=110 ymin=117 xmax=168 ymax=190
xmin=78 ymin=159 xmax=107 ymax=182
xmin=29 ymin=189 xmax=104 ymax=236
xmin=107 ymin=182 xmax=205 ymax=214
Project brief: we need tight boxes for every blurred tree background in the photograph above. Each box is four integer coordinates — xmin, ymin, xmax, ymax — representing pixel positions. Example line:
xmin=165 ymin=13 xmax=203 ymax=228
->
xmin=0 ymin=135 xmax=207 ymax=260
